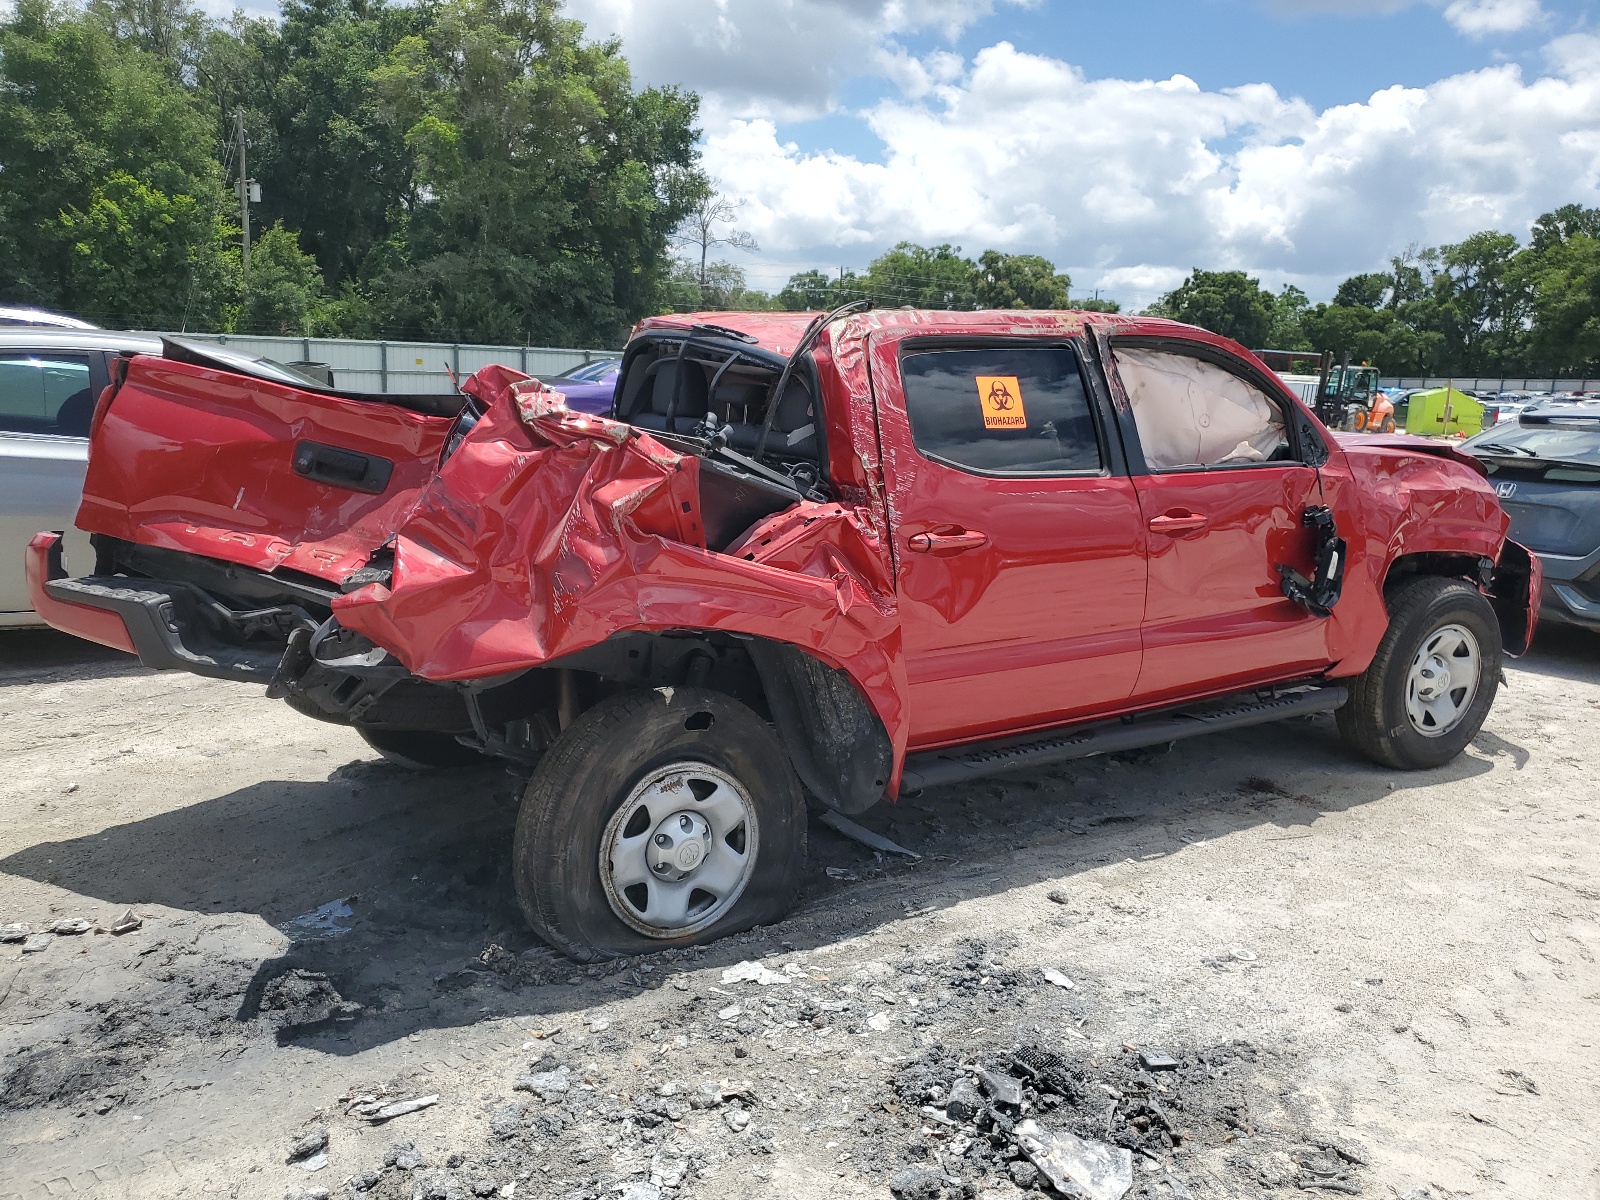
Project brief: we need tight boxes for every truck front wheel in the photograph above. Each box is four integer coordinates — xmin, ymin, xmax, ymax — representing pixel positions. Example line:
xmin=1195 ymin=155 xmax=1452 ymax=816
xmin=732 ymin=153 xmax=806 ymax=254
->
xmin=1336 ymin=576 xmax=1502 ymax=770
xmin=513 ymin=689 xmax=807 ymax=960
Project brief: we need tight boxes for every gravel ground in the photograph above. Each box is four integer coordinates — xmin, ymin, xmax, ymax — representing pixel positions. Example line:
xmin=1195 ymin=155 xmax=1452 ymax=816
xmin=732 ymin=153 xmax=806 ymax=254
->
xmin=1 ymin=626 xmax=1597 ymax=1200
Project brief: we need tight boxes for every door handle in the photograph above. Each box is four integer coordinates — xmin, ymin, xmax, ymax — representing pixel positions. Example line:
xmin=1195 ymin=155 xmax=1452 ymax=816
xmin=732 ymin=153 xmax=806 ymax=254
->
xmin=908 ymin=530 xmax=989 ymax=553
xmin=1147 ymin=511 xmax=1208 ymax=535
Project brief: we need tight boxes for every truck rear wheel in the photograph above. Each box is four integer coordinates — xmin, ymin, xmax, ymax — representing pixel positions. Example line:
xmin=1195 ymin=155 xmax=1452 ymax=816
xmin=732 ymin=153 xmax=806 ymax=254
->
xmin=357 ymin=727 xmax=488 ymax=769
xmin=1336 ymin=576 xmax=1501 ymax=770
xmin=513 ymin=688 xmax=807 ymax=961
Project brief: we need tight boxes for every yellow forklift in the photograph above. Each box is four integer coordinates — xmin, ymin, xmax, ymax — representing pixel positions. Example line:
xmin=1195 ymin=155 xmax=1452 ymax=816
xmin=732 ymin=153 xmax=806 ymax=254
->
xmin=1255 ymin=349 xmax=1394 ymax=432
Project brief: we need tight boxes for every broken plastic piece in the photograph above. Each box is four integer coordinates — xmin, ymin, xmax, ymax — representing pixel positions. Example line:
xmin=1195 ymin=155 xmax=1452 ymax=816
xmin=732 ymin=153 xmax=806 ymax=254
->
xmin=817 ymin=811 xmax=921 ymax=859
xmin=286 ymin=898 xmax=354 ymax=938
xmin=1013 ymin=1119 xmax=1134 ymax=1200
xmin=721 ymin=960 xmax=789 ymax=986
xmin=1138 ymin=1050 xmax=1180 ymax=1071
xmin=1042 ymin=968 xmax=1075 ymax=990
xmin=1277 ymin=505 xmax=1346 ymax=618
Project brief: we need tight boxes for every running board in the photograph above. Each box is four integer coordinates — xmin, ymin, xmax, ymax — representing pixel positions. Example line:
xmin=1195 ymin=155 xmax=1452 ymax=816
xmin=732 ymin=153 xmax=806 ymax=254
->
xmin=899 ymin=685 xmax=1348 ymax=792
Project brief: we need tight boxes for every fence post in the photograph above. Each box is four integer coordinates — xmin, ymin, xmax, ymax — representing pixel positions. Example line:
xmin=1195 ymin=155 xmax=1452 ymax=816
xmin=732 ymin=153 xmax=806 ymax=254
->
xmin=453 ymin=343 xmax=460 ymax=383
xmin=380 ymin=342 xmax=388 ymax=393
xmin=303 ymin=336 xmax=311 ymax=363
xmin=520 ymin=346 xmax=528 ymax=374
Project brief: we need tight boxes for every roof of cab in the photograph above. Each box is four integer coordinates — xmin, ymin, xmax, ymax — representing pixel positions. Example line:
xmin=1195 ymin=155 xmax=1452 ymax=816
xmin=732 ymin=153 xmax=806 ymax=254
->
xmin=632 ymin=308 xmax=1142 ymax=359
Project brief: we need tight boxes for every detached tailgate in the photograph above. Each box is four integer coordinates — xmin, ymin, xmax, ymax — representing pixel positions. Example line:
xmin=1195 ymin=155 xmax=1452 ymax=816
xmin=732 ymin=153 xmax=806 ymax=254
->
xmin=79 ymin=347 xmax=458 ymax=586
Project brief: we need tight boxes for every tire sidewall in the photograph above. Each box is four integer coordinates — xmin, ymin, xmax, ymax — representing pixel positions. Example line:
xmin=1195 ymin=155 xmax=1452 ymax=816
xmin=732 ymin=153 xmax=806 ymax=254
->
xmin=1374 ymin=582 xmax=1501 ymax=768
xmin=514 ymin=689 xmax=805 ymax=960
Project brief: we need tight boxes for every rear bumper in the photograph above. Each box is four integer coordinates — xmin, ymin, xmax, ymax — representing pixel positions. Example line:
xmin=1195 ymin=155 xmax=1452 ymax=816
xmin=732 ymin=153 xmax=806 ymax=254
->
xmin=26 ymin=531 xmax=280 ymax=678
xmin=27 ymin=532 xmax=136 ymax=654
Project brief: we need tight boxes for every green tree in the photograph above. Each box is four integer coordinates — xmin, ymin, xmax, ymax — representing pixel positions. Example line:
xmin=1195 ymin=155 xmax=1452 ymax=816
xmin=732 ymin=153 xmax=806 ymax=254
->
xmin=974 ymin=251 xmax=1070 ymax=309
xmin=856 ymin=243 xmax=979 ymax=309
xmin=0 ymin=0 xmax=230 ymax=314
xmin=1332 ymin=273 xmax=1389 ymax=309
xmin=1529 ymin=203 xmax=1600 ymax=253
xmin=1519 ymin=233 xmax=1600 ymax=374
xmin=1266 ymin=285 xmax=1311 ymax=349
xmin=776 ymin=268 xmax=839 ymax=311
xmin=1147 ymin=269 xmax=1275 ymax=347
xmin=238 ymin=221 xmax=330 ymax=334
xmin=59 ymin=172 xmax=238 ymax=329
xmin=361 ymin=0 xmax=704 ymax=344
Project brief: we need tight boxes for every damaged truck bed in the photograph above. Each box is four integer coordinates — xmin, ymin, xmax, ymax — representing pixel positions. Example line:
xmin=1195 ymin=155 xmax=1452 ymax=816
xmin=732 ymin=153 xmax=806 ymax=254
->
xmin=30 ymin=307 xmax=1539 ymax=959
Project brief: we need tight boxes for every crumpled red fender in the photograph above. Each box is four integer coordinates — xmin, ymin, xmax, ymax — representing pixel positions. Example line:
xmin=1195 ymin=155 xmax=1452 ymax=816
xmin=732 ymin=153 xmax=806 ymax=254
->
xmin=332 ymin=365 xmax=911 ymax=786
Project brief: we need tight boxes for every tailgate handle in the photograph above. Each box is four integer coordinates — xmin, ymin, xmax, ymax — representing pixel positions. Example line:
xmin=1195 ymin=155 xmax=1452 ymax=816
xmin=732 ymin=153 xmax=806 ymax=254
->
xmin=292 ymin=440 xmax=394 ymax=494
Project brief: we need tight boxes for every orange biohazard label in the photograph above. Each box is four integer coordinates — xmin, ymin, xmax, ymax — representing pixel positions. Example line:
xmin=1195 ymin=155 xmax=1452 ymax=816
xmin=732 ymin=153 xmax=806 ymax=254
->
xmin=976 ymin=376 xmax=1026 ymax=430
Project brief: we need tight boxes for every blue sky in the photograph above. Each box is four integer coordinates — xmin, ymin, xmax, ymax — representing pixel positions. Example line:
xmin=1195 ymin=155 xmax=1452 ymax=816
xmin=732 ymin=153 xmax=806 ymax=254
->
xmin=564 ymin=1 xmax=1600 ymax=306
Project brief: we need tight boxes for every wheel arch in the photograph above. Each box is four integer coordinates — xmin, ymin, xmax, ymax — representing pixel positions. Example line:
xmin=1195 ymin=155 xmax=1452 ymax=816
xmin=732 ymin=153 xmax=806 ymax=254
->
xmin=478 ymin=630 xmax=896 ymax=814
xmin=1381 ymin=544 xmax=1537 ymax=657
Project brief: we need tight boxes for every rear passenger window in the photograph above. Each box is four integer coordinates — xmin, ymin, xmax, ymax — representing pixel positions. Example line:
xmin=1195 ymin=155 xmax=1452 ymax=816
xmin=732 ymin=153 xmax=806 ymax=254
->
xmin=0 ymin=354 xmax=95 ymax=437
xmin=901 ymin=345 xmax=1101 ymax=475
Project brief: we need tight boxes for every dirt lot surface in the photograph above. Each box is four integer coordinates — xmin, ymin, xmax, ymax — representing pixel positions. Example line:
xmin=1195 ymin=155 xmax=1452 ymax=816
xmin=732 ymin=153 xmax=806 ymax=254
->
xmin=2 ymin=627 xmax=1598 ymax=1200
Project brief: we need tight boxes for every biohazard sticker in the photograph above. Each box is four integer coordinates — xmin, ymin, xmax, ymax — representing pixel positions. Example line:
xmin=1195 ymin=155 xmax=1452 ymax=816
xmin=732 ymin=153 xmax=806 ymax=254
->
xmin=976 ymin=375 xmax=1027 ymax=430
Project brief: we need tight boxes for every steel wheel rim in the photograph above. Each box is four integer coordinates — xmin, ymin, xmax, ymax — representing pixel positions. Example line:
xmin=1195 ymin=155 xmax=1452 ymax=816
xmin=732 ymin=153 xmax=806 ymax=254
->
xmin=1405 ymin=623 xmax=1481 ymax=738
xmin=599 ymin=761 xmax=758 ymax=938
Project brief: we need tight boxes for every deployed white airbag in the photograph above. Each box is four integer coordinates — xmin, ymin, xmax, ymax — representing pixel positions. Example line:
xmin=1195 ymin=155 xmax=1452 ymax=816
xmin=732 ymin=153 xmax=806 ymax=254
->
xmin=1115 ymin=348 xmax=1285 ymax=469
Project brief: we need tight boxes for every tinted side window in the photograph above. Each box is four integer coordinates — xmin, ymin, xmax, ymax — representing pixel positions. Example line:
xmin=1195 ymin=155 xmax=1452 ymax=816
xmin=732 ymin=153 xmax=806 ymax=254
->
xmin=901 ymin=345 xmax=1101 ymax=475
xmin=0 ymin=354 xmax=95 ymax=437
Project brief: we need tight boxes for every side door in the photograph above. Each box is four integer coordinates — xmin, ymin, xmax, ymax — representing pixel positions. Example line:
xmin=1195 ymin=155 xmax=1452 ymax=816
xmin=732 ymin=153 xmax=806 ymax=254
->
xmin=871 ymin=332 xmax=1148 ymax=747
xmin=1101 ymin=332 xmax=1334 ymax=702
xmin=0 ymin=349 xmax=103 ymax=619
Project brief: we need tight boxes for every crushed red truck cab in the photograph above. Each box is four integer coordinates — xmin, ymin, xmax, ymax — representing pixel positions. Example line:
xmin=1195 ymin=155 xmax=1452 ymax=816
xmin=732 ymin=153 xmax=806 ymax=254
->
xmin=31 ymin=308 xmax=1539 ymax=959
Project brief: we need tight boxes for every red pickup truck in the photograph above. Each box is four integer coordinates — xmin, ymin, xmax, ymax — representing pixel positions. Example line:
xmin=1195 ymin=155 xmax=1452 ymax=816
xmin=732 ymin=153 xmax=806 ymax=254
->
xmin=29 ymin=309 xmax=1538 ymax=960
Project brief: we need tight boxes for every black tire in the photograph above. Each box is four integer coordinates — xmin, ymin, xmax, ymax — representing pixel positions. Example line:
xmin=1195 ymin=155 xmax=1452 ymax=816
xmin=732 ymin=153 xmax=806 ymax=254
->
xmin=357 ymin=727 xmax=489 ymax=770
xmin=1336 ymin=576 xmax=1501 ymax=770
xmin=513 ymin=688 xmax=807 ymax=961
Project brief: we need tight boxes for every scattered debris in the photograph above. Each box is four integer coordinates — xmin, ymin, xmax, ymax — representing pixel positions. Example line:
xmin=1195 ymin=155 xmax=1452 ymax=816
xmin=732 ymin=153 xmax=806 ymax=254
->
xmin=108 ymin=910 xmax=142 ymax=935
xmin=285 ymin=898 xmax=354 ymax=938
xmin=888 ymin=1165 xmax=945 ymax=1199
xmin=720 ymin=960 xmax=788 ymax=986
xmin=284 ymin=1189 xmax=330 ymax=1200
xmin=976 ymin=1068 xmax=1024 ymax=1107
xmin=1138 ymin=1050 xmax=1180 ymax=1071
xmin=48 ymin=918 xmax=92 ymax=935
xmin=349 ymin=1094 xmax=439 ymax=1122
xmin=824 ymin=867 xmax=860 ymax=881
xmin=818 ymin=810 xmax=923 ymax=859
xmin=1043 ymin=967 xmax=1076 ymax=989
xmin=513 ymin=1064 xmax=570 ymax=1102
xmin=0 ymin=923 xmax=31 ymax=942
xmin=1230 ymin=947 xmax=1258 ymax=962
xmin=723 ymin=1107 xmax=750 ymax=1132
xmin=867 ymin=1012 xmax=892 ymax=1032
xmin=1047 ymin=889 xmax=1070 ymax=904
xmin=385 ymin=1140 xmax=424 ymax=1170
xmin=943 ymin=1077 xmax=983 ymax=1122
xmin=1498 ymin=1068 xmax=1539 ymax=1095
xmin=258 ymin=969 xmax=362 ymax=1032
xmin=20 ymin=934 xmax=50 ymax=954
xmin=1014 ymin=1119 xmax=1134 ymax=1200
xmin=287 ymin=1127 xmax=328 ymax=1164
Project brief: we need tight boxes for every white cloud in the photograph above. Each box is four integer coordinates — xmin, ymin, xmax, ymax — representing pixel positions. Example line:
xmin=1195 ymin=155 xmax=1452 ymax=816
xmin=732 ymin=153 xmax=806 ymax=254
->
xmin=1441 ymin=0 xmax=1546 ymax=36
xmin=566 ymin=0 xmax=1030 ymax=120
xmin=1269 ymin=0 xmax=1546 ymax=37
xmin=699 ymin=38 xmax=1600 ymax=308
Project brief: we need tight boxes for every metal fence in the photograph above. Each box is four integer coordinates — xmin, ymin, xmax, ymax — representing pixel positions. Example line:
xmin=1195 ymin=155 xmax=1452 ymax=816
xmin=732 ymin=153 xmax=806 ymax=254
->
xmin=150 ymin=332 xmax=619 ymax=395
xmin=1379 ymin=376 xmax=1595 ymax=393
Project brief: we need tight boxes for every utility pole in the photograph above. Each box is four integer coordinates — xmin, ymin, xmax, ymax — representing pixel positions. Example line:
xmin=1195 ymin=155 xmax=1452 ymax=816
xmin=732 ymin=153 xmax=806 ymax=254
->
xmin=235 ymin=109 xmax=258 ymax=277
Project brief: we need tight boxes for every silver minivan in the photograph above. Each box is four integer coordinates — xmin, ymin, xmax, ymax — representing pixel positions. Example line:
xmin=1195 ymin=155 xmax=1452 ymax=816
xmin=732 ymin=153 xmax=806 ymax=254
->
xmin=0 ymin=328 xmax=161 ymax=627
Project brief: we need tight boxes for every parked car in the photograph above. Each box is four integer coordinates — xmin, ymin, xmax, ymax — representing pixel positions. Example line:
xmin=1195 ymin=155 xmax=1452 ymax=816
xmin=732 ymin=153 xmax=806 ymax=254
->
xmin=31 ymin=311 xmax=1536 ymax=959
xmin=1462 ymin=403 xmax=1600 ymax=632
xmin=1 ymin=328 xmax=161 ymax=627
xmin=535 ymin=357 xmax=620 ymax=414
xmin=0 ymin=306 xmax=98 ymax=330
